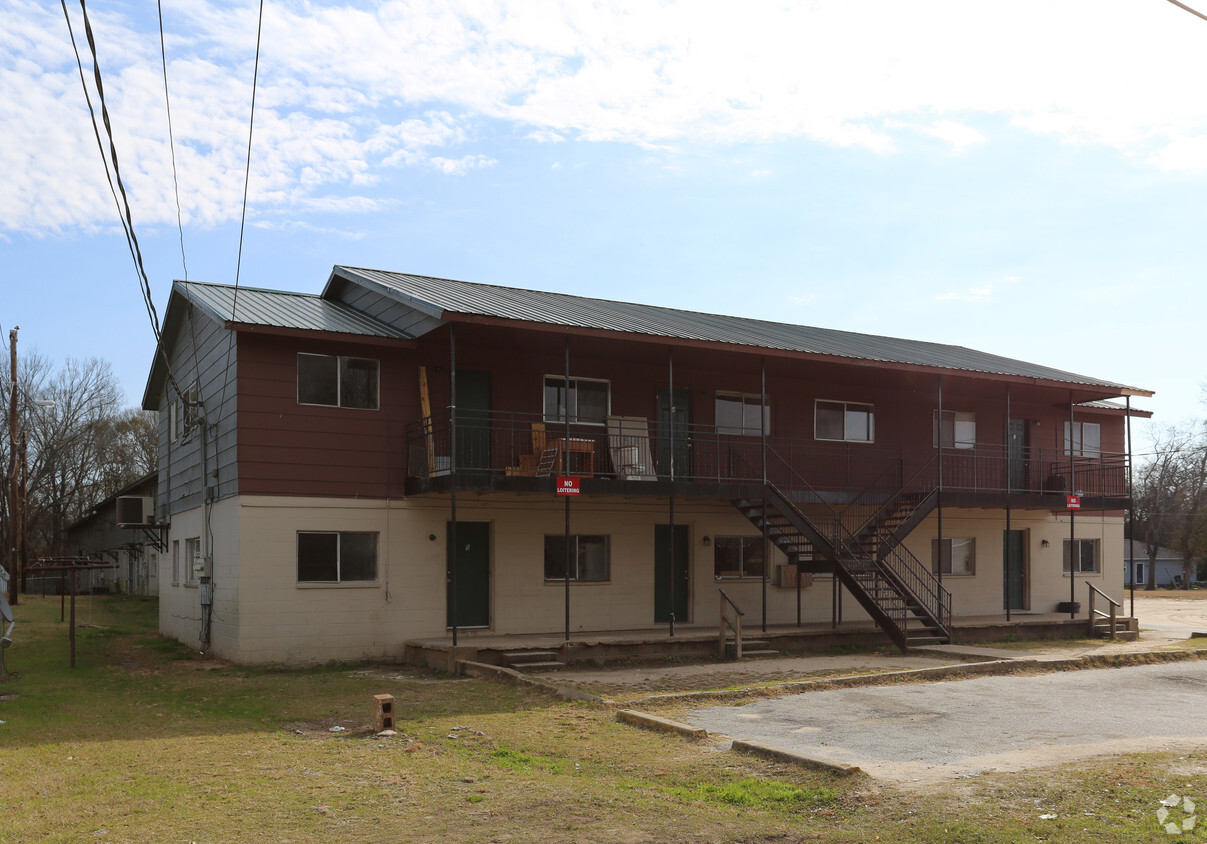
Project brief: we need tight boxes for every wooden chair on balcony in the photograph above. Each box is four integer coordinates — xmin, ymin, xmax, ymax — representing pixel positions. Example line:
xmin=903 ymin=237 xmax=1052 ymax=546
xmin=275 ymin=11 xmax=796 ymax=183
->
xmin=506 ymin=422 xmax=560 ymax=476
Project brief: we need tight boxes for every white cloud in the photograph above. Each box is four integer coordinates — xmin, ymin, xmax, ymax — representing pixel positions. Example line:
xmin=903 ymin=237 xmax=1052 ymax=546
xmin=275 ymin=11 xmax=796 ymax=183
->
xmin=6 ymin=0 xmax=1207 ymax=234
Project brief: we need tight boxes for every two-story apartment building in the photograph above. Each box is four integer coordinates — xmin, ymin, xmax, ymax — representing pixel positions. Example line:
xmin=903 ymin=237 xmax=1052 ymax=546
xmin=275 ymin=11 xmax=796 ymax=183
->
xmin=143 ymin=267 xmax=1150 ymax=665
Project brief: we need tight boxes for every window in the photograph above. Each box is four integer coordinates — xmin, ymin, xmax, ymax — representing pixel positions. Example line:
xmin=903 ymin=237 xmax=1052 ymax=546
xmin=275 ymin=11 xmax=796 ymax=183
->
xmin=297 ymin=532 xmax=378 ymax=582
xmin=185 ymin=537 xmax=202 ymax=586
xmin=544 ymin=535 xmax=610 ymax=581
xmin=932 ymin=537 xmax=975 ymax=575
xmin=1063 ymin=539 xmax=1100 ymax=574
xmin=183 ymin=381 xmax=200 ymax=435
xmin=169 ymin=400 xmax=179 ymax=443
xmin=713 ymin=536 xmax=765 ymax=579
xmin=543 ymin=376 xmax=609 ymax=425
xmin=1064 ymin=422 xmax=1101 ymax=457
xmin=715 ymin=393 xmax=770 ymax=436
xmin=171 ymin=539 xmax=180 ymax=586
xmin=298 ymin=354 xmax=379 ymax=409
xmin=934 ymin=411 xmax=976 ymax=449
xmin=815 ymin=400 xmax=874 ymax=442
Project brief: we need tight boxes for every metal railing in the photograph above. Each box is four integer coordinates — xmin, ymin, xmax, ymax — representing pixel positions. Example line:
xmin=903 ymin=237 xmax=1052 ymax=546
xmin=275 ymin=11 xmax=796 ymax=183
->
xmin=1086 ymin=580 xmax=1122 ymax=639
xmin=405 ymin=410 xmax=1130 ymax=500
xmin=718 ymin=589 xmax=745 ymax=659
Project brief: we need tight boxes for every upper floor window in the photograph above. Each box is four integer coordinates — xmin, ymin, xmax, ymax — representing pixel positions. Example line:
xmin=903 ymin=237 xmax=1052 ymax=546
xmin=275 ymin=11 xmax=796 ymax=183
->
xmin=815 ymin=400 xmax=874 ymax=443
xmin=298 ymin=354 xmax=379 ymax=410
xmin=543 ymin=376 xmax=609 ymax=425
xmin=1064 ymin=422 xmax=1101 ymax=457
xmin=715 ymin=392 xmax=770 ymax=437
xmin=934 ymin=411 xmax=976 ymax=450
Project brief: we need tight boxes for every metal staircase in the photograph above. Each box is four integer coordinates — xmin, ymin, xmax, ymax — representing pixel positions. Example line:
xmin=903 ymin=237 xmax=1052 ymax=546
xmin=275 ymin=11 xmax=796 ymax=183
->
xmin=733 ymin=474 xmax=950 ymax=651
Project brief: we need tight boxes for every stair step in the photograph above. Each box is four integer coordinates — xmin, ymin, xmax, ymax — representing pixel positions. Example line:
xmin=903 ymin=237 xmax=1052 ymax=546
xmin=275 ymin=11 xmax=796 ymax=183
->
xmin=738 ymin=649 xmax=781 ymax=659
xmin=513 ymin=661 xmax=567 ymax=672
xmin=502 ymin=650 xmax=561 ymax=664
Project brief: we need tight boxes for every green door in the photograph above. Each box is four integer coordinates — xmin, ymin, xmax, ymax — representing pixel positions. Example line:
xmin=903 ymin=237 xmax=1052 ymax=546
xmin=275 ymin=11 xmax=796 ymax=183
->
xmin=455 ymin=370 xmax=491 ymax=471
xmin=447 ymin=521 xmax=490 ymax=628
xmin=656 ymin=387 xmax=692 ymax=480
xmin=654 ymin=524 xmax=690 ymax=624
xmin=1003 ymin=529 xmax=1027 ymax=610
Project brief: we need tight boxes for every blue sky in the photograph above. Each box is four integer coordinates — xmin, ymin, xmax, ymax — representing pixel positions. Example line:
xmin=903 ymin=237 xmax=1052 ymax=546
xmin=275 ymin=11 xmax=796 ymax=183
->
xmin=4 ymin=0 xmax=1206 ymax=451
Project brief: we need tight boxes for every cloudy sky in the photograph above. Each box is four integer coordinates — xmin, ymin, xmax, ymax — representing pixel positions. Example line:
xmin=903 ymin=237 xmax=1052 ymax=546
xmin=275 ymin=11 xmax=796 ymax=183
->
xmin=3 ymin=0 xmax=1206 ymax=450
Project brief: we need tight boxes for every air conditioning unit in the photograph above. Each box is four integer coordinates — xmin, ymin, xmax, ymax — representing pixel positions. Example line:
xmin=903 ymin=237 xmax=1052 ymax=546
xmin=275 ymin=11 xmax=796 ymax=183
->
xmin=116 ymin=496 xmax=156 ymax=527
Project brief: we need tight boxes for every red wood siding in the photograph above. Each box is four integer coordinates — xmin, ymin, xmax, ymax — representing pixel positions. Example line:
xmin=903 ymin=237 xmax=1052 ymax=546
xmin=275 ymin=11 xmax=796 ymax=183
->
xmin=237 ymin=333 xmax=417 ymax=498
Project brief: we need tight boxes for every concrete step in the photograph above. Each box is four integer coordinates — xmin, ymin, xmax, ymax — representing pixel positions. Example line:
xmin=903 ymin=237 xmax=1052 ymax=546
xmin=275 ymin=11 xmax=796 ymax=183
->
xmin=502 ymin=650 xmax=560 ymax=665
xmin=512 ymin=660 xmax=567 ymax=672
xmin=738 ymin=649 xmax=781 ymax=659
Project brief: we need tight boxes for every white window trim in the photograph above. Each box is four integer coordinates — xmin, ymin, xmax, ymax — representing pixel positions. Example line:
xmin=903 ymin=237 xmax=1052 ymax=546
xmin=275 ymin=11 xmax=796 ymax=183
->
xmin=542 ymin=375 xmax=611 ymax=426
xmin=184 ymin=537 xmax=201 ymax=587
xmin=931 ymin=537 xmax=976 ymax=576
xmin=171 ymin=539 xmax=180 ymax=586
xmin=814 ymin=399 xmax=876 ymax=443
xmin=1063 ymin=538 xmax=1101 ymax=575
xmin=296 ymin=530 xmax=380 ymax=584
xmin=297 ymin=353 xmax=381 ymax=411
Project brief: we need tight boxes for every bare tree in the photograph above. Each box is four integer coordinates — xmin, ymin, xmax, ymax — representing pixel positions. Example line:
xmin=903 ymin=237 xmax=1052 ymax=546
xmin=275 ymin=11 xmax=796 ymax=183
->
xmin=1133 ymin=422 xmax=1207 ymax=589
xmin=1 ymin=349 xmax=155 ymax=574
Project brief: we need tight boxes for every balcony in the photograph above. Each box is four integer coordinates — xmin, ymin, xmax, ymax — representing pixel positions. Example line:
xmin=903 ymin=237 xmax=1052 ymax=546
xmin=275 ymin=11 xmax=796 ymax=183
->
xmin=404 ymin=410 xmax=1129 ymax=506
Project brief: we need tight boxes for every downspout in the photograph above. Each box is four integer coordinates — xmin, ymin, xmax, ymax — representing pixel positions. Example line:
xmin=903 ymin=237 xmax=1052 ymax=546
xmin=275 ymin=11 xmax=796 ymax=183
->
xmin=1126 ymin=395 xmax=1134 ymax=617
xmin=760 ymin=357 xmax=767 ymax=634
xmin=1005 ymin=384 xmax=1011 ymax=622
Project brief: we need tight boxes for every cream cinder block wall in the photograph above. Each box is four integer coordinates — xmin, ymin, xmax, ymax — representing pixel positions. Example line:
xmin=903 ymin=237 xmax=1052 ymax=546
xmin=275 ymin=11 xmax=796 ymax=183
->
xmin=158 ymin=498 xmax=240 ymax=653
xmin=898 ymin=508 xmax=1125 ymax=617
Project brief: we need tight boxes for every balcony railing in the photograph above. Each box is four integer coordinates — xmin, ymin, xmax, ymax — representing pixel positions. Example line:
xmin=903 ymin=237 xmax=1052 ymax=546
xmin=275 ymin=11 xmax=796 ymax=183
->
xmin=405 ymin=410 xmax=1129 ymax=500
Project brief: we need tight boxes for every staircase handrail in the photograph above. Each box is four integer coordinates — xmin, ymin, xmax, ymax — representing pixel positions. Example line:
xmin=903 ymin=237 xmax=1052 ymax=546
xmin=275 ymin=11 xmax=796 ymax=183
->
xmin=764 ymin=448 xmax=951 ymax=635
xmin=1085 ymin=580 xmax=1120 ymax=639
xmin=718 ymin=588 xmax=745 ymax=659
xmin=853 ymin=454 xmax=940 ymax=540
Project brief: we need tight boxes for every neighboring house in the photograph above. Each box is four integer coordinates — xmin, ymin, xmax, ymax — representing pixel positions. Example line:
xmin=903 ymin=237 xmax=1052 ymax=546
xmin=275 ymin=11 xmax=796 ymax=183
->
xmin=1123 ymin=539 xmax=1195 ymax=588
xmin=142 ymin=267 xmax=1153 ymax=665
xmin=61 ymin=472 xmax=162 ymax=596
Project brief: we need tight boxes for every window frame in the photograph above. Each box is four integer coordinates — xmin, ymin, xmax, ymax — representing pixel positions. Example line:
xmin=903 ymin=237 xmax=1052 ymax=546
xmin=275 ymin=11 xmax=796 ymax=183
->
xmin=1063 ymin=538 xmax=1100 ymax=574
xmin=185 ymin=537 xmax=201 ymax=587
xmin=933 ymin=410 xmax=976 ymax=450
xmin=931 ymin=537 xmax=976 ymax=576
xmin=815 ymin=400 xmax=875 ymax=443
xmin=543 ymin=534 xmax=611 ymax=582
xmin=713 ymin=535 xmax=766 ymax=580
xmin=297 ymin=353 xmax=380 ymax=411
xmin=715 ymin=392 xmax=771 ymax=437
xmin=542 ymin=375 xmax=610 ymax=426
xmin=171 ymin=539 xmax=180 ymax=586
xmin=1063 ymin=421 xmax=1102 ymax=458
xmin=296 ymin=530 xmax=380 ymax=584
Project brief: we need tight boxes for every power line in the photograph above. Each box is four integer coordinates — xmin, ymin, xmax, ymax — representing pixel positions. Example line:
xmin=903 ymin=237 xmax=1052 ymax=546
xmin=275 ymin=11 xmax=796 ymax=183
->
xmin=1164 ymin=0 xmax=1207 ymax=24
xmin=157 ymin=0 xmax=188 ymax=284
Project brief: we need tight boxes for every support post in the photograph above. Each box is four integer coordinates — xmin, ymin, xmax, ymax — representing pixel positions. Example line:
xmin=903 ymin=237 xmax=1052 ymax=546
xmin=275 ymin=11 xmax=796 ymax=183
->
xmin=449 ymin=325 xmax=458 ymax=647
xmin=564 ymin=339 xmax=571 ymax=644
xmin=667 ymin=348 xmax=676 ymax=637
xmin=7 ymin=328 xmax=18 ymax=607
xmin=760 ymin=358 xmax=767 ymax=634
xmin=1005 ymin=384 xmax=1011 ymax=622
xmin=936 ymin=375 xmax=944 ymax=586
xmin=1126 ymin=395 xmax=1134 ymax=617
xmin=1068 ymin=392 xmax=1076 ymax=618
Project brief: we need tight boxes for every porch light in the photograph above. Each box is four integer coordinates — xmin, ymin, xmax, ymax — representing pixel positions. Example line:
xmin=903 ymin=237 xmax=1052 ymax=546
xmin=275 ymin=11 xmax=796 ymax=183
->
xmin=702 ymin=536 xmax=711 ymax=547
xmin=1041 ymin=539 xmax=1050 ymax=548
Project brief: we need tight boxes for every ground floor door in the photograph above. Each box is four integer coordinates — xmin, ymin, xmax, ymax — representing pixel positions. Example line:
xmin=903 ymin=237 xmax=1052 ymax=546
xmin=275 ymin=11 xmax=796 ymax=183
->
xmin=447 ymin=521 xmax=490 ymax=628
xmin=1003 ymin=529 xmax=1028 ymax=610
xmin=654 ymin=524 xmax=690 ymax=624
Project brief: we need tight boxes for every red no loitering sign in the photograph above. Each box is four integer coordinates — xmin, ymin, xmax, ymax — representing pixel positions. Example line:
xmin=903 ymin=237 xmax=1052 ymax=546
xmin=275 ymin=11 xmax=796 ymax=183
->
xmin=1066 ymin=495 xmax=1081 ymax=510
xmin=556 ymin=476 xmax=581 ymax=496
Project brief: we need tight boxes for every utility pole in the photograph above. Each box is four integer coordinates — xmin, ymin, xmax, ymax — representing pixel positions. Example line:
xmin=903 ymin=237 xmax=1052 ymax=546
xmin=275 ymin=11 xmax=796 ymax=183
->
xmin=7 ymin=327 xmax=18 ymax=607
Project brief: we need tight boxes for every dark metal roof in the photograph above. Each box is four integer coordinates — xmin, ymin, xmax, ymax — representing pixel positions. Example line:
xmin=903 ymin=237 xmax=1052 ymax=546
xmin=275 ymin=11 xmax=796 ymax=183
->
xmin=182 ymin=281 xmax=410 ymax=339
xmin=331 ymin=266 xmax=1152 ymax=396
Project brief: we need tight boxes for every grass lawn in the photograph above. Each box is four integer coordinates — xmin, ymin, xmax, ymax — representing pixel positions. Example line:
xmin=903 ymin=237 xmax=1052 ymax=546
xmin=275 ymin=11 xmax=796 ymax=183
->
xmin=1 ymin=595 xmax=1203 ymax=843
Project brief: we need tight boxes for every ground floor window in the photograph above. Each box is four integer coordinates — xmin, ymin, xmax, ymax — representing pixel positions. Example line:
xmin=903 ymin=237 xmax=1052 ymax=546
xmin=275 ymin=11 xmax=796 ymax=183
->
xmin=297 ymin=532 xmax=378 ymax=582
xmin=713 ymin=536 xmax=765 ymax=579
xmin=1063 ymin=539 xmax=1100 ymax=574
xmin=185 ymin=537 xmax=202 ymax=585
xmin=932 ymin=537 xmax=975 ymax=576
xmin=171 ymin=540 xmax=181 ymax=586
xmin=544 ymin=535 xmax=610 ymax=581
